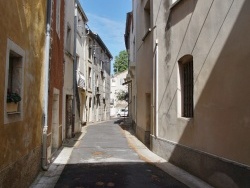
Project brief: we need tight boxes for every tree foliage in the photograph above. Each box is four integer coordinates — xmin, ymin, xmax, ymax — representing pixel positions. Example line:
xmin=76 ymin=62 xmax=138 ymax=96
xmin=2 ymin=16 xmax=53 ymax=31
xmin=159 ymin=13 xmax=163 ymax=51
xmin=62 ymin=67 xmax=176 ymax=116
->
xmin=113 ymin=50 xmax=128 ymax=74
xmin=116 ymin=90 xmax=129 ymax=101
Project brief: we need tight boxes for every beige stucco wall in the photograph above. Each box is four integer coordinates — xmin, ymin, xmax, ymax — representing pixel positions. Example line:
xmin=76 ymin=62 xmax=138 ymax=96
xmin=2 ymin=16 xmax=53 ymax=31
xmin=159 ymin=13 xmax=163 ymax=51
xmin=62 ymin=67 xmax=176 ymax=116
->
xmin=133 ymin=0 xmax=154 ymax=144
xmin=157 ymin=0 xmax=250 ymax=166
xmin=0 ymin=0 xmax=46 ymax=187
xmin=75 ymin=6 xmax=88 ymax=131
xmin=63 ymin=0 xmax=75 ymax=139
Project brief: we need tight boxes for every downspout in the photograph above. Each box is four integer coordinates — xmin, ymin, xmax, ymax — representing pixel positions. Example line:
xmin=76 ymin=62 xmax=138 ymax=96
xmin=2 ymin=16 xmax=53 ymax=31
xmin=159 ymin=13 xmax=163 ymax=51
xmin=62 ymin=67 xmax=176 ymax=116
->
xmin=72 ymin=1 xmax=77 ymax=137
xmin=127 ymin=52 xmax=130 ymax=119
xmin=42 ymin=0 xmax=52 ymax=171
xmin=155 ymin=39 xmax=159 ymax=137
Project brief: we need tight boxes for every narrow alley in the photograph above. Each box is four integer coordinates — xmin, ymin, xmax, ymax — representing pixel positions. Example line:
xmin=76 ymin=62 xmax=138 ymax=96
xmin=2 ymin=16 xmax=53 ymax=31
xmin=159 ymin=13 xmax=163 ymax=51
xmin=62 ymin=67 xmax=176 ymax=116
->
xmin=2 ymin=0 xmax=250 ymax=187
xmin=31 ymin=119 xmax=210 ymax=188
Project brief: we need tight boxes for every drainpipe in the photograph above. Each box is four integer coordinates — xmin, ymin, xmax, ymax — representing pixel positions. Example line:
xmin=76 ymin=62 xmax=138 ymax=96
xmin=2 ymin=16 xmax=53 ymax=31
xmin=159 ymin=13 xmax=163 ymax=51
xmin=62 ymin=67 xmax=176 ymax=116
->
xmin=72 ymin=2 xmax=77 ymax=137
xmin=42 ymin=0 xmax=52 ymax=171
xmin=155 ymin=39 xmax=159 ymax=138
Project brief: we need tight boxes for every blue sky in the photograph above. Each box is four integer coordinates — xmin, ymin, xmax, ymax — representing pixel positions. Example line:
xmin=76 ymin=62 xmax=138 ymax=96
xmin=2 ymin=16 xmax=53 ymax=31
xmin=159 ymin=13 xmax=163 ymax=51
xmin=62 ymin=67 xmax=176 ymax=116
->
xmin=79 ymin=0 xmax=132 ymax=74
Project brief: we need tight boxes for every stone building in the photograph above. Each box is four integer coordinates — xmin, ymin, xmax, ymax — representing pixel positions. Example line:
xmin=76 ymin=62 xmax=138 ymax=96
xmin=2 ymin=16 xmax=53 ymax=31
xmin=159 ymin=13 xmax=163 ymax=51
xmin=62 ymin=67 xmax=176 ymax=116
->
xmin=85 ymin=30 xmax=112 ymax=123
xmin=46 ymin=0 xmax=65 ymax=161
xmin=63 ymin=0 xmax=88 ymax=140
xmin=128 ymin=0 xmax=250 ymax=187
xmin=75 ymin=1 xmax=88 ymax=128
xmin=0 ymin=0 xmax=46 ymax=187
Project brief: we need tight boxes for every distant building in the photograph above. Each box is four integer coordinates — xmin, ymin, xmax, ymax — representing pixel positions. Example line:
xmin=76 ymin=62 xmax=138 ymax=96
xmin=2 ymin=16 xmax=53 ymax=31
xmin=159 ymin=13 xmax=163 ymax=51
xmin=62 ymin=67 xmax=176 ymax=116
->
xmin=75 ymin=0 xmax=88 ymax=129
xmin=85 ymin=29 xmax=112 ymax=123
xmin=110 ymin=70 xmax=128 ymax=117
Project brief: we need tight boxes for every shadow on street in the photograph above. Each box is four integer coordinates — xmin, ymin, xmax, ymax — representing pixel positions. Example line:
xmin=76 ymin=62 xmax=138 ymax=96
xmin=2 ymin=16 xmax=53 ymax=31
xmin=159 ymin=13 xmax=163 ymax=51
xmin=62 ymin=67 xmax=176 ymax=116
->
xmin=52 ymin=120 xmax=188 ymax=188
xmin=55 ymin=162 xmax=187 ymax=188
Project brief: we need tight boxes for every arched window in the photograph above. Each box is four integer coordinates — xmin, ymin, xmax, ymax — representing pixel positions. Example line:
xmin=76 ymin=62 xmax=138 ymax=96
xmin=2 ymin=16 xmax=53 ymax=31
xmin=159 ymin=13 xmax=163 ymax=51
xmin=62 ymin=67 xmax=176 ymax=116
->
xmin=178 ymin=55 xmax=193 ymax=118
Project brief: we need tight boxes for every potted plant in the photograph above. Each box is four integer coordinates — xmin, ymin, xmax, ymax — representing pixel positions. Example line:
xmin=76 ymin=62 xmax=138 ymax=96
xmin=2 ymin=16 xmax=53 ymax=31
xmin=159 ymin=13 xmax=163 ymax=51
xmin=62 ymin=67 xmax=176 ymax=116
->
xmin=6 ymin=90 xmax=21 ymax=113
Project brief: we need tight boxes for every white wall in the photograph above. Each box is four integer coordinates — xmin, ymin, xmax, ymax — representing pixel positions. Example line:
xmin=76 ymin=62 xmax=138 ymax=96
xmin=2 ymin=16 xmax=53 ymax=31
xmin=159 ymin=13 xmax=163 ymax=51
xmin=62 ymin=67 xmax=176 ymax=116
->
xmin=110 ymin=70 xmax=128 ymax=116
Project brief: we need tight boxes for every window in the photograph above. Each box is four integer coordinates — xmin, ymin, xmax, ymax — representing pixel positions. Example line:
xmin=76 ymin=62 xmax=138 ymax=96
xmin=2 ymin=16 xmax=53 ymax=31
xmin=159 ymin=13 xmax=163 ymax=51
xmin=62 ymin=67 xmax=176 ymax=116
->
xmin=4 ymin=39 xmax=24 ymax=124
xmin=101 ymin=61 xmax=103 ymax=70
xmin=66 ymin=25 xmax=71 ymax=53
xmin=76 ymin=56 xmax=79 ymax=69
xmin=103 ymin=79 xmax=105 ymax=93
xmin=88 ymin=67 xmax=92 ymax=89
xmin=96 ymin=75 xmax=99 ymax=87
xmin=178 ymin=55 xmax=193 ymax=118
xmin=88 ymin=39 xmax=92 ymax=59
xmin=56 ymin=0 xmax=61 ymax=35
xmin=89 ymin=97 xmax=92 ymax=108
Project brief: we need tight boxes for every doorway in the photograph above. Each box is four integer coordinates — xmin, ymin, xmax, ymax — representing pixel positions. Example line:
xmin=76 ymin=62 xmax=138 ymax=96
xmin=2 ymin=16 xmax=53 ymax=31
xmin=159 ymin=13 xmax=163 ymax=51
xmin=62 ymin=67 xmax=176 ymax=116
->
xmin=52 ymin=90 xmax=60 ymax=155
xmin=65 ymin=95 xmax=72 ymax=139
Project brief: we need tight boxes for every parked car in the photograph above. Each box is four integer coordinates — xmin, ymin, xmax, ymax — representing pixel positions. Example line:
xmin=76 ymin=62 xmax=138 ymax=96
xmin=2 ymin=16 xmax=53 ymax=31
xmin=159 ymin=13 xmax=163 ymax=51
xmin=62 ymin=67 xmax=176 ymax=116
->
xmin=116 ymin=108 xmax=128 ymax=117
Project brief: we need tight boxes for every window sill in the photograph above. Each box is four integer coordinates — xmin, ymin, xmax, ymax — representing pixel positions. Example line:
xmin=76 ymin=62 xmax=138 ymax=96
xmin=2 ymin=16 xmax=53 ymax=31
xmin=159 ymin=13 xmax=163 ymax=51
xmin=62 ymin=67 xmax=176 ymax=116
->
xmin=7 ymin=112 xmax=21 ymax=115
xmin=177 ymin=116 xmax=193 ymax=123
xmin=170 ymin=0 xmax=182 ymax=10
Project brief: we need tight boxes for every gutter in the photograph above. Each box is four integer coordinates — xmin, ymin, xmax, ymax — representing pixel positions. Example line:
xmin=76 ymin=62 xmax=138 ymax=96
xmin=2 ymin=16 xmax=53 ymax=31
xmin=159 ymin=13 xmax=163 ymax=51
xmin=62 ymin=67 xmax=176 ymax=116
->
xmin=72 ymin=1 xmax=78 ymax=137
xmin=42 ymin=0 xmax=52 ymax=171
xmin=155 ymin=39 xmax=159 ymax=137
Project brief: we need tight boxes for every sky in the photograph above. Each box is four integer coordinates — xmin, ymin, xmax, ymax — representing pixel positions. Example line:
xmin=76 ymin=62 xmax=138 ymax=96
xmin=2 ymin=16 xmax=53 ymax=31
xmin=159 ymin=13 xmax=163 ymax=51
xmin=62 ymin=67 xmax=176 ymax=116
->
xmin=79 ymin=0 xmax=132 ymax=75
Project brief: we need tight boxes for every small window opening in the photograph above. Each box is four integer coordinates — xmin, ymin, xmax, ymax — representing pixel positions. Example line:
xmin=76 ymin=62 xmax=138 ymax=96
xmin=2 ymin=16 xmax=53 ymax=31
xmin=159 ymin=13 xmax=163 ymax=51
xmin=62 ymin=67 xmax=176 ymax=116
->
xmin=179 ymin=55 xmax=193 ymax=118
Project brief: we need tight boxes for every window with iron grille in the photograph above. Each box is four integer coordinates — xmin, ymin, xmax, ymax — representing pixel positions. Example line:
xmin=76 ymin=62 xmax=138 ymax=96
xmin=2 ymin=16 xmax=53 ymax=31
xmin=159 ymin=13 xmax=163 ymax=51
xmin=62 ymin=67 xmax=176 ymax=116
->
xmin=179 ymin=58 xmax=193 ymax=118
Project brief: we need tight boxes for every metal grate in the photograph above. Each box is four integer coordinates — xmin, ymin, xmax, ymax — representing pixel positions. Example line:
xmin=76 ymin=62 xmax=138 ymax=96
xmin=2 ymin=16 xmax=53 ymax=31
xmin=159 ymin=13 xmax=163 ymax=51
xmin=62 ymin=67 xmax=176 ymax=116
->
xmin=183 ymin=61 xmax=193 ymax=117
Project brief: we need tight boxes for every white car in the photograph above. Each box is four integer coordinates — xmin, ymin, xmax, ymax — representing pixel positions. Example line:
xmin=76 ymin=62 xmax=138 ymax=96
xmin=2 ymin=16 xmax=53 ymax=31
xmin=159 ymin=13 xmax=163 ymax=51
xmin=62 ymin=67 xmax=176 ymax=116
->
xmin=116 ymin=108 xmax=128 ymax=117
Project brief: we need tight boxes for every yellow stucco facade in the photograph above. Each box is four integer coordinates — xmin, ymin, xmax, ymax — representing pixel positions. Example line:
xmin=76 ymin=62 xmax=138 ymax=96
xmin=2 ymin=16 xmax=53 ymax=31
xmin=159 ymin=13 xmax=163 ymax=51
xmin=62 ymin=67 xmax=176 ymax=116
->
xmin=0 ymin=1 xmax=46 ymax=187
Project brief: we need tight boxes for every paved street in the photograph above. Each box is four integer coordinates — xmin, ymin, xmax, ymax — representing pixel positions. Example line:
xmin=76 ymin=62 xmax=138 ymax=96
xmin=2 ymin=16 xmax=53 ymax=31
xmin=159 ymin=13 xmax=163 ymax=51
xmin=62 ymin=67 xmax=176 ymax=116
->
xmin=31 ymin=119 xmax=211 ymax=188
xmin=55 ymin=120 xmax=187 ymax=188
